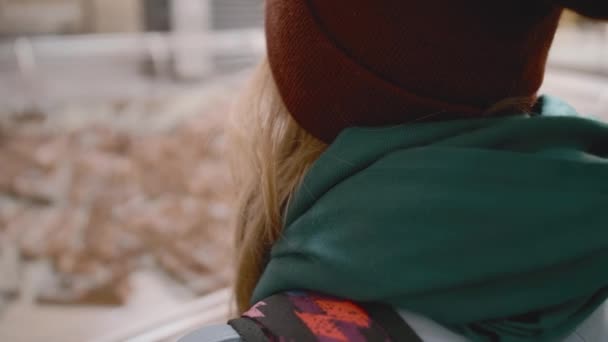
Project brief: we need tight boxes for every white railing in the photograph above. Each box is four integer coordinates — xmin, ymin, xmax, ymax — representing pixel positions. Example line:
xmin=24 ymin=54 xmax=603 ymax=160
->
xmin=91 ymin=288 xmax=232 ymax=342
xmin=0 ymin=30 xmax=264 ymax=110
xmin=0 ymin=30 xmax=265 ymax=76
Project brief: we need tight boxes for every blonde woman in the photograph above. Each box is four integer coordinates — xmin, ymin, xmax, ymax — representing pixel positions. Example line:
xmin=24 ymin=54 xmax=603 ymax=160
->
xmin=181 ymin=1 xmax=608 ymax=341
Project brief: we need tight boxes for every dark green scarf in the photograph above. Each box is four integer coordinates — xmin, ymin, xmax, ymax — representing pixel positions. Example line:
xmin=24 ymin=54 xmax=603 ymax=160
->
xmin=252 ymin=96 xmax=608 ymax=341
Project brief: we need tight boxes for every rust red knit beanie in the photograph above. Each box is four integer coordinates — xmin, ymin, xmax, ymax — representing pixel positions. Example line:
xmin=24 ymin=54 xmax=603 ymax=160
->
xmin=265 ymin=0 xmax=608 ymax=142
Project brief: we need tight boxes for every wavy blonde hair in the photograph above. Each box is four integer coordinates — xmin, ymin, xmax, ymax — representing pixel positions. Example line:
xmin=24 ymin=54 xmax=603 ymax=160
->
xmin=230 ymin=59 xmax=327 ymax=312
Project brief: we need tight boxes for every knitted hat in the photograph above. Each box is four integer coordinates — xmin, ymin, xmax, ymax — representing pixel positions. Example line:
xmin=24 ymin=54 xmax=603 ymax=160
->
xmin=265 ymin=0 xmax=608 ymax=142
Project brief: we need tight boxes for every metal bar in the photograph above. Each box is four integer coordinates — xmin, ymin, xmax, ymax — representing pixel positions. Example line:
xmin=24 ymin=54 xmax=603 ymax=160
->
xmin=0 ymin=30 xmax=264 ymax=63
xmin=92 ymin=288 xmax=232 ymax=342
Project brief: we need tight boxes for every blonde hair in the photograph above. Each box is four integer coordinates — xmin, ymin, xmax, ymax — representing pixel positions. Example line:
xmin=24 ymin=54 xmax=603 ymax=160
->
xmin=230 ymin=59 xmax=327 ymax=312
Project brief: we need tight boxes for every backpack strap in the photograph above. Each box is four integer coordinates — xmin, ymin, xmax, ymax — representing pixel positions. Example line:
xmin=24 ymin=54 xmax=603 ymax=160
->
xmin=229 ymin=291 xmax=423 ymax=342
xmin=227 ymin=318 xmax=267 ymax=342
xmin=361 ymin=302 xmax=424 ymax=342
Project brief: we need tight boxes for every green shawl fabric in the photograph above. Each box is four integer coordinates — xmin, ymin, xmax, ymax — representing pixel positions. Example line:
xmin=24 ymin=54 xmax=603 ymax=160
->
xmin=252 ymin=96 xmax=608 ymax=341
